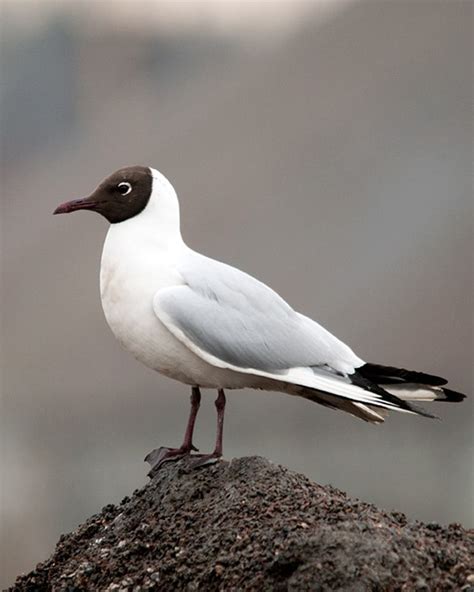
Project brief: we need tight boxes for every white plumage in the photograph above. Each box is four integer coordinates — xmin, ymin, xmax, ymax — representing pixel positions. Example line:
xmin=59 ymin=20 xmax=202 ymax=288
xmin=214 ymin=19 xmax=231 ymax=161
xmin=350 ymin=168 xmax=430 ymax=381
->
xmin=98 ymin=168 xmax=460 ymax=425
xmin=54 ymin=165 xmax=465 ymax=470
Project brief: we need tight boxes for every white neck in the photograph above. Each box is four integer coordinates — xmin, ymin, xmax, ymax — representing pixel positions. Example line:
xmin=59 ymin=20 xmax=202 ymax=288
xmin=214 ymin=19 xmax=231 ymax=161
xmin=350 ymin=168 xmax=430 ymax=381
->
xmin=105 ymin=167 xmax=184 ymax=252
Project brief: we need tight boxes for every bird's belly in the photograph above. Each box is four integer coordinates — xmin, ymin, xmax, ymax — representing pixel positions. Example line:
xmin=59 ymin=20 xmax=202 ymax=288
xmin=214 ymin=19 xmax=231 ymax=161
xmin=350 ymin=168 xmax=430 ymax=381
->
xmin=100 ymin=263 xmax=257 ymax=390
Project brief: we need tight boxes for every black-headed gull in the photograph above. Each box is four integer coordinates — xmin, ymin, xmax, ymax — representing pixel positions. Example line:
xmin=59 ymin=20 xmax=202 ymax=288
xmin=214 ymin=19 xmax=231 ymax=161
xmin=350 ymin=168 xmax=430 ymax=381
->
xmin=54 ymin=166 xmax=466 ymax=474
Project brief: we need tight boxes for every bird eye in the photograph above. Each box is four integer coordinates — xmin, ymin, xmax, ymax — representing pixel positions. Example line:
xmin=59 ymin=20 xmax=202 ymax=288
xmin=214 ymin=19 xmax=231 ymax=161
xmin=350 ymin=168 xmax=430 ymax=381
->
xmin=117 ymin=182 xmax=132 ymax=196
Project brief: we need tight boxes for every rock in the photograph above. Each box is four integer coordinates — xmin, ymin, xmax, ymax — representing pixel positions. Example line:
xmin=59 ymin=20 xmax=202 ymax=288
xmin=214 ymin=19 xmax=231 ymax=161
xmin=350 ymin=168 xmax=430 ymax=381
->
xmin=10 ymin=457 xmax=474 ymax=591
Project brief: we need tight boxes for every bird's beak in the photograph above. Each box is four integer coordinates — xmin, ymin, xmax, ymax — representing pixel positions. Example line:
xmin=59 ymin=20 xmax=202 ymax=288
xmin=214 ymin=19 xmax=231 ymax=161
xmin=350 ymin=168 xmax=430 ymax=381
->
xmin=53 ymin=195 xmax=101 ymax=215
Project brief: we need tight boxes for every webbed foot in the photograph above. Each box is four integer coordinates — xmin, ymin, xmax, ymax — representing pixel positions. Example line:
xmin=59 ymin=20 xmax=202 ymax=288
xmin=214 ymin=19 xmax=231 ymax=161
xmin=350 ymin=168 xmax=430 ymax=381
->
xmin=145 ymin=444 xmax=198 ymax=477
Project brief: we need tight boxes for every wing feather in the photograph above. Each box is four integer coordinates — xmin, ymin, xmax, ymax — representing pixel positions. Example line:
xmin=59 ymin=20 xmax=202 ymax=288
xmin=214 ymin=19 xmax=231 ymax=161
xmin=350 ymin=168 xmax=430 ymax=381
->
xmin=156 ymin=253 xmax=362 ymax=374
xmin=153 ymin=253 xmax=430 ymax=417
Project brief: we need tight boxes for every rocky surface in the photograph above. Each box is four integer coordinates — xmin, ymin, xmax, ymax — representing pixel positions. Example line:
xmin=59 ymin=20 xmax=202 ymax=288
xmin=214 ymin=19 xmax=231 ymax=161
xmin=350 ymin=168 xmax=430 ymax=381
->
xmin=11 ymin=456 xmax=474 ymax=591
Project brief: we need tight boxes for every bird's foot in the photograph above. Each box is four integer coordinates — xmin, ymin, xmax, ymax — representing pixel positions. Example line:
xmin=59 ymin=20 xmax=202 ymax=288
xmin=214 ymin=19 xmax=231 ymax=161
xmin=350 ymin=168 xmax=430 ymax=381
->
xmin=188 ymin=451 xmax=223 ymax=468
xmin=145 ymin=444 xmax=198 ymax=477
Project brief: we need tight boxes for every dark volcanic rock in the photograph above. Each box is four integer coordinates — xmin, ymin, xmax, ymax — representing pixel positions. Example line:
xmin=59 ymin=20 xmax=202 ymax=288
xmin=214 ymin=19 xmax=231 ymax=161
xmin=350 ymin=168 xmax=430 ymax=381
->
xmin=10 ymin=457 xmax=474 ymax=591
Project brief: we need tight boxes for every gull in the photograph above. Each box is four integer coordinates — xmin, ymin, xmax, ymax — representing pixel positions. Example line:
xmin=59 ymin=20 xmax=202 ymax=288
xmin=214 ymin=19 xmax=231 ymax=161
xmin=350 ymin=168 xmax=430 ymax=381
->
xmin=54 ymin=166 xmax=466 ymax=474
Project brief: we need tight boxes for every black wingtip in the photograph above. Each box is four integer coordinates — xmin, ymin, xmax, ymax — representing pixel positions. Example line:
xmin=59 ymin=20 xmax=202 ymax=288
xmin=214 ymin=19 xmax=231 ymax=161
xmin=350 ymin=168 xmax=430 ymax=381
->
xmin=350 ymin=371 xmax=438 ymax=419
xmin=359 ymin=363 xmax=448 ymax=387
xmin=438 ymin=388 xmax=467 ymax=403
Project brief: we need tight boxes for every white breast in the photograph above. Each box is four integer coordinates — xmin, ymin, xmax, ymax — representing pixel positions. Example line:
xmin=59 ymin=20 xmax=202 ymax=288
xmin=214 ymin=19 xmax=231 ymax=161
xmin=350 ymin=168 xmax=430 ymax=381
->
xmin=100 ymin=222 xmax=185 ymax=375
xmin=99 ymin=224 xmax=259 ymax=389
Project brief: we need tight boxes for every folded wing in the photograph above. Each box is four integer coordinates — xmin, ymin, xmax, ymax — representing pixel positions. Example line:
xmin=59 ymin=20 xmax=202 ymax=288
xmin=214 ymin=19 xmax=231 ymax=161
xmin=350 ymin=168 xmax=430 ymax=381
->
xmin=153 ymin=253 xmax=441 ymax=421
xmin=156 ymin=254 xmax=363 ymax=374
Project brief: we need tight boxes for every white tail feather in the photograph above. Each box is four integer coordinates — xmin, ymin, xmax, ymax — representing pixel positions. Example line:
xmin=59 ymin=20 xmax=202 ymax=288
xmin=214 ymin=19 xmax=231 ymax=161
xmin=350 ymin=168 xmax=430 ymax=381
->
xmin=287 ymin=367 xmax=414 ymax=413
xmin=383 ymin=383 xmax=443 ymax=401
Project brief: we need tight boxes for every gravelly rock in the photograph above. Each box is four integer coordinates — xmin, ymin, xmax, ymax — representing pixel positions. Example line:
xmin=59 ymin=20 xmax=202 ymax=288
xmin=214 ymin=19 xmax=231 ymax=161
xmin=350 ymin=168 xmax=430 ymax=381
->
xmin=10 ymin=456 xmax=474 ymax=591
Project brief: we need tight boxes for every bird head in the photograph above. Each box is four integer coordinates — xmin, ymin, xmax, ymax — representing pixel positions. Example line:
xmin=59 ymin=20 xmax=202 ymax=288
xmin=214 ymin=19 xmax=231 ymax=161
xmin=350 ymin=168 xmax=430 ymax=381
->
xmin=53 ymin=165 xmax=154 ymax=224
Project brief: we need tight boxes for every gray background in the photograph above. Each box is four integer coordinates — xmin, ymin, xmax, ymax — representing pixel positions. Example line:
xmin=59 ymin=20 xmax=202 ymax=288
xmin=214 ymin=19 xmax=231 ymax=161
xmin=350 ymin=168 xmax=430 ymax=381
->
xmin=1 ymin=0 xmax=472 ymax=587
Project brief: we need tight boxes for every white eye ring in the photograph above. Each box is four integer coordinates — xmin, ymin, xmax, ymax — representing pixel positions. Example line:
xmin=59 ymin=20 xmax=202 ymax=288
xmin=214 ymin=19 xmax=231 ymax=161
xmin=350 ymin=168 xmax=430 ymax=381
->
xmin=117 ymin=182 xmax=132 ymax=196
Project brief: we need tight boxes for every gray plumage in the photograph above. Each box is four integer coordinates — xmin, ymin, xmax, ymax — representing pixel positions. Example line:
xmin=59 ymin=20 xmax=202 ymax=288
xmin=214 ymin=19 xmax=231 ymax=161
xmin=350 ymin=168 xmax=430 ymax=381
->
xmin=157 ymin=252 xmax=363 ymax=375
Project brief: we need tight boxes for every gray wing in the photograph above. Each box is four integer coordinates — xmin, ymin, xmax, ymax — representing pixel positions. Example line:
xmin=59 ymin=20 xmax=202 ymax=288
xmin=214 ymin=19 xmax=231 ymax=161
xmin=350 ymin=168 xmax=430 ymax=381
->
xmin=154 ymin=253 xmax=363 ymax=375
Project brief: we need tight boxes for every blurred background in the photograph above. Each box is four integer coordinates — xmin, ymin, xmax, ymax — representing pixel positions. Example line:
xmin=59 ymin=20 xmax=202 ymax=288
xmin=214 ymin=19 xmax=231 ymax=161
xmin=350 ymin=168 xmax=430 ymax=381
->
xmin=1 ymin=0 xmax=472 ymax=587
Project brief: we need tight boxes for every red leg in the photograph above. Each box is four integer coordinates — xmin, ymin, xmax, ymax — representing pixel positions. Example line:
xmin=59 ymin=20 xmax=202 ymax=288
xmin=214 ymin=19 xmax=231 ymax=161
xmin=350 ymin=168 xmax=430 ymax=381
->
xmin=191 ymin=389 xmax=226 ymax=467
xmin=214 ymin=389 xmax=226 ymax=456
xmin=145 ymin=386 xmax=201 ymax=476
xmin=182 ymin=386 xmax=201 ymax=451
